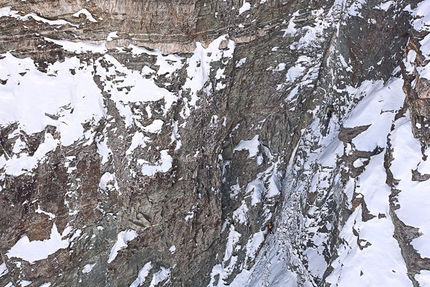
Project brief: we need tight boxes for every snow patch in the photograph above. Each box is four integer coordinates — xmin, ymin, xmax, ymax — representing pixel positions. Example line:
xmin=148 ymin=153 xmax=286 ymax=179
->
xmin=3 ymin=133 xmax=59 ymax=176
xmin=236 ymin=57 xmax=247 ymax=67
xmin=99 ymin=172 xmax=120 ymax=193
xmin=130 ymin=262 xmax=153 ymax=287
xmin=0 ymin=263 xmax=8 ymax=277
xmin=282 ymin=16 xmax=297 ymax=37
xmin=374 ymin=1 xmax=394 ymax=11
xmin=108 ymin=230 xmax=138 ymax=263
xmin=139 ymin=150 xmax=172 ymax=176
xmin=126 ymin=132 xmax=148 ymax=155
xmin=35 ymin=206 xmax=56 ymax=220
xmin=149 ymin=266 xmax=171 ymax=287
xmin=82 ymin=263 xmax=96 ymax=274
xmin=107 ymin=32 xmax=119 ymax=41
xmin=233 ymin=201 xmax=249 ymax=225
xmin=73 ymin=9 xmax=97 ymax=22
xmin=245 ymin=231 xmax=265 ymax=261
xmin=0 ymin=7 xmax=78 ymax=27
xmin=169 ymin=245 xmax=176 ymax=254
xmin=411 ymin=0 xmax=430 ymax=31
xmin=7 ymin=224 xmax=76 ymax=264
xmin=234 ymin=135 xmax=259 ymax=158
xmin=415 ymin=270 xmax=430 ymax=286
xmin=343 ymin=79 xmax=404 ymax=151
xmin=238 ymin=1 xmax=251 ymax=15
xmin=143 ymin=119 xmax=164 ymax=133
xmin=390 ymin=113 xmax=430 ymax=258
xmin=286 ymin=65 xmax=305 ymax=82
xmin=0 ymin=53 xmax=106 ymax=150
xmin=183 ymin=35 xmax=235 ymax=109
xmin=45 ymin=38 xmax=107 ymax=54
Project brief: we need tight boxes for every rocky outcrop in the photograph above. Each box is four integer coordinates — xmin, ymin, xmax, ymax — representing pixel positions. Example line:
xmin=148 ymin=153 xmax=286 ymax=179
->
xmin=392 ymin=8 xmax=430 ymax=285
xmin=0 ymin=0 xmax=304 ymax=55
xmin=402 ymin=29 xmax=430 ymax=145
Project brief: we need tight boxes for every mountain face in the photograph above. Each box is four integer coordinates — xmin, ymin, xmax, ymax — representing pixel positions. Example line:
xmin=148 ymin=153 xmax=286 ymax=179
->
xmin=0 ymin=0 xmax=430 ymax=286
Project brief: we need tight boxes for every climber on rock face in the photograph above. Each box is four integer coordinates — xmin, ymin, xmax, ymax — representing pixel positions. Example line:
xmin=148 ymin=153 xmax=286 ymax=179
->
xmin=268 ymin=221 xmax=274 ymax=234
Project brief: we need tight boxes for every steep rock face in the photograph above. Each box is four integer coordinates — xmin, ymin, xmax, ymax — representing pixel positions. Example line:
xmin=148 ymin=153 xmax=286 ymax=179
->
xmin=0 ymin=0 xmax=430 ymax=287
xmin=0 ymin=1 xmax=319 ymax=286
xmin=0 ymin=0 xmax=302 ymax=54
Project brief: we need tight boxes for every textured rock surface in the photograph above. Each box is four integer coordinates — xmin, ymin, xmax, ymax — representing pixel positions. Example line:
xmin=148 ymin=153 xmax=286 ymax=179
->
xmin=0 ymin=0 xmax=430 ymax=286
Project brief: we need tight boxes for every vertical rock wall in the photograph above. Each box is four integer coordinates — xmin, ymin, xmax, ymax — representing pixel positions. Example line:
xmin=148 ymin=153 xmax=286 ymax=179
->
xmin=0 ymin=0 xmax=429 ymax=286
